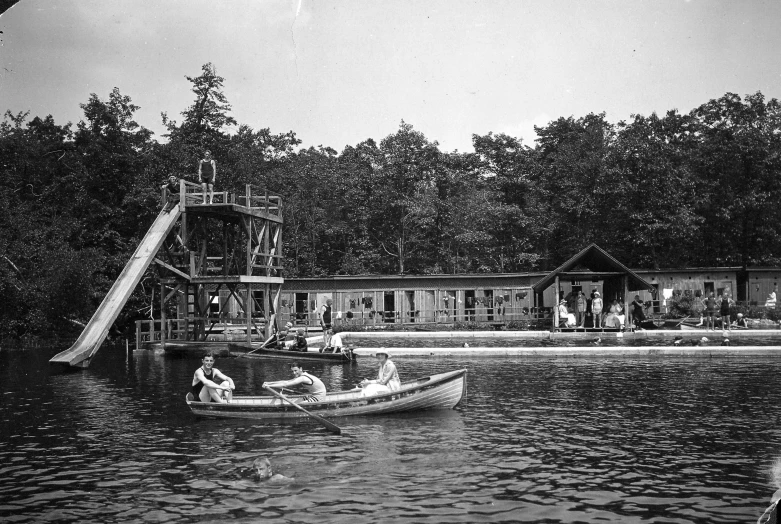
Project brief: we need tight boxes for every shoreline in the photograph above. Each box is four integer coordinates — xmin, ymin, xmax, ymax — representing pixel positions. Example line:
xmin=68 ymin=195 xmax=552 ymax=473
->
xmin=351 ymin=346 xmax=781 ymax=357
xmin=123 ymin=329 xmax=781 ymax=358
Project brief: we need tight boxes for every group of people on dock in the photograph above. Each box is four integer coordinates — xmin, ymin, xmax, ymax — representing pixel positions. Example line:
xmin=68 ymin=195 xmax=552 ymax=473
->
xmin=191 ymin=349 xmax=399 ymax=404
xmin=558 ymin=290 xmax=631 ymax=330
xmin=161 ymin=150 xmax=218 ymax=211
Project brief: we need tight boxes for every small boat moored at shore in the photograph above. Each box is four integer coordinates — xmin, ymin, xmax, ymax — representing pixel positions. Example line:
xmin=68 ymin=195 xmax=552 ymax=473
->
xmin=185 ymin=368 xmax=467 ymax=420
xmin=228 ymin=343 xmax=357 ymax=362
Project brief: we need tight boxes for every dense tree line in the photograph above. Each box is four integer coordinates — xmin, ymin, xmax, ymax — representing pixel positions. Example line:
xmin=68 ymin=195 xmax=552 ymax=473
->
xmin=2 ymin=63 xmax=781 ymax=339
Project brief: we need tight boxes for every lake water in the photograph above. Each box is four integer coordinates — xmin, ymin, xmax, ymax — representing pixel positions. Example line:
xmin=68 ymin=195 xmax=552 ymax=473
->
xmin=2 ymin=346 xmax=780 ymax=523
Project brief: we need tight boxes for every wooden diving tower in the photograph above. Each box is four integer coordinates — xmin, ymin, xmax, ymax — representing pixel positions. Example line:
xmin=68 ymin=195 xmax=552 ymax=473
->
xmin=50 ymin=180 xmax=283 ymax=368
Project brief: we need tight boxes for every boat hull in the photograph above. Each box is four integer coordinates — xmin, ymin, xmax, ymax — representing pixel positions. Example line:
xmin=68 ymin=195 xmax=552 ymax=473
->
xmin=229 ymin=343 xmax=356 ymax=363
xmin=186 ymin=369 xmax=467 ymax=420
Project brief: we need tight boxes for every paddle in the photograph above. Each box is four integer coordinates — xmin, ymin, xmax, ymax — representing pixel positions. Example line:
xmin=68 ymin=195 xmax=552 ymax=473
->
xmin=263 ymin=386 xmax=341 ymax=435
xmin=247 ymin=334 xmax=278 ymax=355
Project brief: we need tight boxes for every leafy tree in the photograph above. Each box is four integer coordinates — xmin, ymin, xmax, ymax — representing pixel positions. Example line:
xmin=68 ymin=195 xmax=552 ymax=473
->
xmin=689 ymin=92 xmax=781 ymax=266
xmin=611 ymin=110 xmax=702 ymax=268
xmin=531 ymin=113 xmax=624 ymax=268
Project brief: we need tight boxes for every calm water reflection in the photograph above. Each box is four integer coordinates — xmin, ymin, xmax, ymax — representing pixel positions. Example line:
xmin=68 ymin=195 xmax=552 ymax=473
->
xmin=2 ymin=347 xmax=780 ymax=523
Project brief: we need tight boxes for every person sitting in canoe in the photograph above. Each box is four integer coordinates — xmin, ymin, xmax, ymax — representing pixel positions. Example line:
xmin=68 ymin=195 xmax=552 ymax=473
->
xmin=320 ymin=328 xmax=344 ymax=353
xmin=263 ymin=362 xmax=326 ymax=403
xmin=263 ymin=321 xmax=293 ymax=350
xmin=360 ymin=349 xmax=400 ymax=396
xmin=293 ymin=329 xmax=308 ymax=352
xmin=192 ymin=352 xmax=234 ymax=403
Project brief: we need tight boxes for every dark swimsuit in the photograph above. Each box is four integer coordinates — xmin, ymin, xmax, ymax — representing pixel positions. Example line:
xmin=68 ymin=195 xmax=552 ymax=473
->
xmin=192 ymin=368 xmax=218 ymax=401
xmin=322 ymin=305 xmax=332 ymax=328
xmin=720 ymin=298 xmax=730 ymax=316
xmin=200 ymin=160 xmax=214 ymax=183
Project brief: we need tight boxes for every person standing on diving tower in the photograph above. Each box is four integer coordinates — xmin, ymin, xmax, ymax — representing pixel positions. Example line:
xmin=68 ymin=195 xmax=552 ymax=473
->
xmin=198 ymin=150 xmax=217 ymax=205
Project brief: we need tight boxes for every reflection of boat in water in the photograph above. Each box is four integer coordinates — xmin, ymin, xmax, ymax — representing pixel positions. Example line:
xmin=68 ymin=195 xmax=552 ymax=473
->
xmin=185 ymin=369 xmax=467 ymax=420
xmin=229 ymin=343 xmax=356 ymax=363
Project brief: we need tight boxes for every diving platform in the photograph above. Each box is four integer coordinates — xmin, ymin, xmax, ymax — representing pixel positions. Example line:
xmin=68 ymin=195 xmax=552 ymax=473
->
xmin=51 ymin=181 xmax=284 ymax=368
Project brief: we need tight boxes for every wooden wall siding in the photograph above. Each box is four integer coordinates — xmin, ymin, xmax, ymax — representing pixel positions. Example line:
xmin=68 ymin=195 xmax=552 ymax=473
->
xmin=282 ymin=275 xmax=537 ymax=292
xmin=746 ymin=271 xmax=781 ymax=305
xmin=190 ymin=267 xmax=781 ymax=322
xmin=276 ymin=287 xmax=534 ymax=326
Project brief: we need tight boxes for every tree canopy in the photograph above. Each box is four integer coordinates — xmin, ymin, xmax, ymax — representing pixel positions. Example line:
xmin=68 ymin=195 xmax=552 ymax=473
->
xmin=2 ymin=63 xmax=781 ymax=340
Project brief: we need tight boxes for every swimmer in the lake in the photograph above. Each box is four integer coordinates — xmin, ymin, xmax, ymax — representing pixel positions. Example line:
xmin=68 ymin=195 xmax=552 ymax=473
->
xmin=252 ymin=456 xmax=292 ymax=483
xmin=673 ymin=336 xmax=683 ymax=346
xmin=697 ymin=336 xmax=709 ymax=346
xmin=221 ymin=456 xmax=293 ymax=483
xmin=591 ymin=337 xmax=602 ymax=345
xmin=462 ymin=342 xmax=469 ymax=348
xmin=721 ymin=338 xmax=730 ymax=346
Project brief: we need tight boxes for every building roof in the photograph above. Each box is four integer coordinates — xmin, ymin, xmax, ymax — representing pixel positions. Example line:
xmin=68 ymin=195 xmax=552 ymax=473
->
xmin=532 ymin=243 xmax=654 ymax=293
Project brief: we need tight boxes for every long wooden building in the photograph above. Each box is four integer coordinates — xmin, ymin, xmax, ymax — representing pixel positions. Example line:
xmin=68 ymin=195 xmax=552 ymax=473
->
xmin=140 ymin=244 xmax=781 ymax=339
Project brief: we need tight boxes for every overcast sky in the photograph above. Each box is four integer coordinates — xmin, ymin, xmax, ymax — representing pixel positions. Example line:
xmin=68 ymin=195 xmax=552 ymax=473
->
xmin=2 ymin=0 xmax=780 ymax=152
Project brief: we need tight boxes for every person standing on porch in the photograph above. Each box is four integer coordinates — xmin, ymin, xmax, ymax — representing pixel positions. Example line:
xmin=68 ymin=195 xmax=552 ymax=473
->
xmin=591 ymin=291 xmax=604 ymax=328
xmin=576 ymin=291 xmax=587 ymax=328
xmin=198 ymin=150 xmax=217 ymax=205
xmin=319 ymin=298 xmax=333 ymax=331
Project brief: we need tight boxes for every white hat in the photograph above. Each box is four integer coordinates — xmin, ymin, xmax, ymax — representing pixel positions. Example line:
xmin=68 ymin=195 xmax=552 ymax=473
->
xmin=737 ymin=313 xmax=743 ymax=318
xmin=594 ymin=291 xmax=600 ymax=296
xmin=701 ymin=337 xmax=709 ymax=342
xmin=375 ymin=349 xmax=391 ymax=358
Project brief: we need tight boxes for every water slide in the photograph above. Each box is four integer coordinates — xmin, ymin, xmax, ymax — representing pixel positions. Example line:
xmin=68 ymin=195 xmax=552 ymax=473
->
xmin=50 ymin=205 xmax=182 ymax=368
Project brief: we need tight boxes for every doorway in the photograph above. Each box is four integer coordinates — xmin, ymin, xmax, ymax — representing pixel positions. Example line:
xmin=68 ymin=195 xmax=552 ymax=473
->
xmin=384 ymin=291 xmax=395 ymax=323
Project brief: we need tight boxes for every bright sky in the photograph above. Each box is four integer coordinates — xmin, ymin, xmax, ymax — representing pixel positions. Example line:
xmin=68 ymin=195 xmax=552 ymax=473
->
xmin=2 ymin=0 xmax=780 ymax=152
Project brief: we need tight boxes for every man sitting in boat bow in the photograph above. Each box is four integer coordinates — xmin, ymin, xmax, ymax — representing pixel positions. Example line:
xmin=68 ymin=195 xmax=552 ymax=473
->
xmin=192 ymin=352 xmax=235 ymax=403
xmin=263 ymin=362 xmax=326 ymax=403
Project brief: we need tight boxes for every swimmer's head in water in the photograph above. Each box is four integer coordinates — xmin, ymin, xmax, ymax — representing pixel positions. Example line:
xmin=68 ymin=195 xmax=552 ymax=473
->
xmin=253 ymin=457 xmax=272 ymax=480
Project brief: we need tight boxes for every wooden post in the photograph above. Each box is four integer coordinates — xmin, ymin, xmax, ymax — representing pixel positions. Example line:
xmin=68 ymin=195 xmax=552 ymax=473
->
xmin=553 ymin=275 xmax=560 ymax=333
xmin=246 ymin=283 xmax=253 ymax=345
xmin=184 ymin=284 xmax=190 ymax=341
xmin=135 ymin=320 xmax=141 ymax=350
xmin=246 ymin=217 xmax=252 ymax=276
xmin=160 ymin=282 xmax=166 ymax=350
xmin=623 ymin=275 xmax=629 ymax=329
xmin=222 ymin=222 xmax=228 ymax=276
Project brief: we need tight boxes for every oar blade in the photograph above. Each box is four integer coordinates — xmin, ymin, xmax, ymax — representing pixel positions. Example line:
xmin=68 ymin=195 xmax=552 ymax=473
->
xmin=264 ymin=386 xmax=342 ymax=435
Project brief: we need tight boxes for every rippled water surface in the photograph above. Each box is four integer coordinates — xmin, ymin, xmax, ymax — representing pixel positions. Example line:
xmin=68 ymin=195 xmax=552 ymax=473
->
xmin=2 ymin=347 xmax=781 ymax=523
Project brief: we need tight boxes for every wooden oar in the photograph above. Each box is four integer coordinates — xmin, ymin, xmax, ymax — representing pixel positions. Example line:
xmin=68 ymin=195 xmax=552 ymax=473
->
xmin=263 ymin=386 xmax=341 ymax=435
xmin=246 ymin=334 xmax=277 ymax=355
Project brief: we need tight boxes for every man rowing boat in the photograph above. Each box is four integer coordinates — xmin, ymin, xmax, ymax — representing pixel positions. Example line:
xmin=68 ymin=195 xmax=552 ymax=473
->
xmin=262 ymin=362 xmax=326 ymax=403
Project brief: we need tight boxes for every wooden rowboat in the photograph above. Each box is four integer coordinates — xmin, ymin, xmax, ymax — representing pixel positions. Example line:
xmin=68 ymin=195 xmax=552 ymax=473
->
xmin=185 ymin=368 xmax=467 ymax=420
xmin=228 ymin=343 xmax=356 ymax=363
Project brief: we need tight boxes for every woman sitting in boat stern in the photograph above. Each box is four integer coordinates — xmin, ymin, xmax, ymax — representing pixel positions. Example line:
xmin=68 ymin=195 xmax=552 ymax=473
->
xmin=192 ymin=352 xmax=235 ymax=403
xmin=263 ymin=362 xmax=327 ymax=403
xmin=360 ymin=349 xmax=400 ymax=396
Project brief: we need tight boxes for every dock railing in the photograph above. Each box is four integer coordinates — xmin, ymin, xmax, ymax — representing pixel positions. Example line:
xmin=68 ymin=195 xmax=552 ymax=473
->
xmin=135 ymin=317 xmax=266 ymax=349
xmin=277 ymin=305 xmax=552 ymax=331
xmin=160 ymin=181 xmax=282 ymax=216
